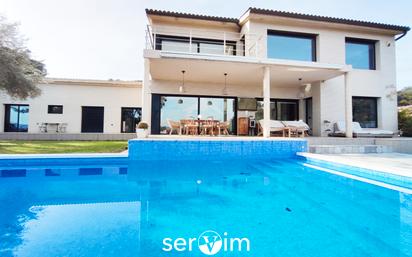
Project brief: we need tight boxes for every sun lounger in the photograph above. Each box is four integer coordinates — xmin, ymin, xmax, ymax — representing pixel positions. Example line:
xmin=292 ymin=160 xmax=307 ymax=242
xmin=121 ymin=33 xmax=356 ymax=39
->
xmin=331 ymin=121 xmax=394 ymax=138
xmin=258 ymin=120 xmax=290 ymax=137
xmin=281 ymin=120 xmax=310 ymax=137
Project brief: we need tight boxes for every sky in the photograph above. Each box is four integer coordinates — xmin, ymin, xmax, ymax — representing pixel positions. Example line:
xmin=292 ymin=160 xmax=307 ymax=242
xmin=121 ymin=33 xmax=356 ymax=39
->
xmin=0 ymin=0 xmax=411 ymax=89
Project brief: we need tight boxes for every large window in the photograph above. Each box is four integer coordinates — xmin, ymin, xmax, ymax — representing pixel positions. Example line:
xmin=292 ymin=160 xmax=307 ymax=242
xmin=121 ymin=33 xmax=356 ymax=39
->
xmin=121 ymin=107 xmax=142 ymax=133
xmin=151 ymin=95 xmax=236 ymax=135
xmin=345 ymin=38 xmax=376 ymax=70
xmin=267 ymin=30 xmax=316 ymax=61
xmin=4 ymin=104 xmax=29 ymax=132
xmin=156 ymin=35 xmax=236 ymax=55
xmin=255 ymin=99 xmax=299 ymax=121
xmin=352 ymin=97 xmax=378 ymax=128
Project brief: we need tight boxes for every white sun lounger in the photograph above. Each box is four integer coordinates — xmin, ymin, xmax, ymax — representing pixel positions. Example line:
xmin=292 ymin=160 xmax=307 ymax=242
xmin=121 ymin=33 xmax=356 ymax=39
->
xmin=332 ymin=121 xmax=394 ymax=138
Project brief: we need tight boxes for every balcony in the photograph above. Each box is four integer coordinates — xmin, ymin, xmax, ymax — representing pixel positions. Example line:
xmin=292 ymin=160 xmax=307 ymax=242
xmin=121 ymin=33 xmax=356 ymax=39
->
xmin=145 ymin=25 xmax=263 ymax=58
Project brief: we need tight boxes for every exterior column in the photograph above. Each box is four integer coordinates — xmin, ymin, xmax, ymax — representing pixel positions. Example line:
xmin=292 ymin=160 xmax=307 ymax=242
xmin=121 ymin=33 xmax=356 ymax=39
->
xmin=142 ymin=58 xmax=152 ymax=133
xmin=263 ymin=66 xmax=271 ymax=138
xmin=344 ymin=72 xmax=353 ymax=138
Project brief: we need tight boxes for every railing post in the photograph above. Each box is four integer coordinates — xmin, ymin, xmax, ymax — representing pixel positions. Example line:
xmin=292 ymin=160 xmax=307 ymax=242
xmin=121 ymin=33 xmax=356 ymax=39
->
xmin=189 ymin=30 xmax=192 ymax=53
xmin=223 ymin=32 xmax=226 ymax=55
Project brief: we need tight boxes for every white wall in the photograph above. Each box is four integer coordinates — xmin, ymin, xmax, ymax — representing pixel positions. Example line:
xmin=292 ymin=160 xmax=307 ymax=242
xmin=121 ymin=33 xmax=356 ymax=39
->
xmin=245 ymin=19 xmax=399 ymax=134
xmin=0 ymin=82 xmax=142 ymax=133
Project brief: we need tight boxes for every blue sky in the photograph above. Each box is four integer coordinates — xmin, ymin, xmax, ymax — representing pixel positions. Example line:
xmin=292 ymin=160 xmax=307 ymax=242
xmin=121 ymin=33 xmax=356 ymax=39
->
xmin=1 ymin=0 xmax=411 ymax=89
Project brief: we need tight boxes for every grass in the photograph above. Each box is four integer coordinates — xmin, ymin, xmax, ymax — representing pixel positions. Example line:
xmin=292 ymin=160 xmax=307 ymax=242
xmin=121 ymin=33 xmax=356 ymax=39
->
xmin=0 ymin=140 xmax=128 ymax=154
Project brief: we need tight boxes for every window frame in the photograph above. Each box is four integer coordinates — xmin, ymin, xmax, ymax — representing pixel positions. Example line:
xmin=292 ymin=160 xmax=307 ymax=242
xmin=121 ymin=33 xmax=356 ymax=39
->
xmin=47 ymin=105 xmax=63 ymax=114
xmin=255 ymin=98 xmax=300 ymax=121
xmin=345 ymin=37 xmax=376 ymax=70
xmin=267 ymin=30 xmax=317 ymax=62
xmin=151 ymin=93 xmax=238 ymax=135
xmin=4 ymin=104 xmax=30 ymax=132
xmin=352 ymin=96 xmax=378 ymax=128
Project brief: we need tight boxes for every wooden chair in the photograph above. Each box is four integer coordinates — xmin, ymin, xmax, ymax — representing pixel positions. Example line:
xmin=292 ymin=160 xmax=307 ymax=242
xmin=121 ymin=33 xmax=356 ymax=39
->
xmin=201 ymin=118 xmax=215 ymax=136
xmin=217 ymin=121 xmax=230 ymax=136
xmin=185 ymin=118 xmax=199 ymax=135
xmin=167 ymin=119 xmax=181 ymax=135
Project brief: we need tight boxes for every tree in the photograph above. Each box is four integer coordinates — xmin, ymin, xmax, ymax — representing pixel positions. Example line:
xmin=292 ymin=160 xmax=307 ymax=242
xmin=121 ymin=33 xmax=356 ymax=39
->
xmin=0 ymin=15 xmax=46 ymax=99
xmin=397 ymin=87 xmax=412 ymax=106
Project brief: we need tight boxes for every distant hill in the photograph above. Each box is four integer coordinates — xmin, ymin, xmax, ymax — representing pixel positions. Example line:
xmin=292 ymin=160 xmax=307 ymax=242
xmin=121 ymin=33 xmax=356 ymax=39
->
xmin=398 ymin=87 xmax=412 ymax=106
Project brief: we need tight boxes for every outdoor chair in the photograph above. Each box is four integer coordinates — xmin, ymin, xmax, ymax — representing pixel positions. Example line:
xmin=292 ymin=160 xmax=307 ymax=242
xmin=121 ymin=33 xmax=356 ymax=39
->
xmin=257 ymin=120 xmax=289 ymax=137
xmin=167 ymin=119 xmax=182 ymax=135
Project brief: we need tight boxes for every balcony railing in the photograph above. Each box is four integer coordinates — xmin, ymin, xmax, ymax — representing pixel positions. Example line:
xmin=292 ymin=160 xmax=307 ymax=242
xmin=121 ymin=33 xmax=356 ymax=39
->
xmin=145 ymin=25 xmax=263 ymax=58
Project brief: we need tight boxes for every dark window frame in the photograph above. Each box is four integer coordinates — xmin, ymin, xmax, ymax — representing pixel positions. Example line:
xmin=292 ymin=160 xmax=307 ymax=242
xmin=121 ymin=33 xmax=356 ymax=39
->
xmin=48 ymin=105 xmax=63 ymax=114
xmin=267 ymin=30 xmax=317 ymax=62
xmin=151 ymin=93 xmax=238 ymax=135
xmin=255 ymin=98 xmax=300 ymax=120
xmin=352 ymin=96 xmax=378 ymax=128
xmin=345 ymin=37 xmax=376 ymax=70
xmin=155 ymin=34 xmax=237 ymax=55
xmin=4 ymin=104 xmax=29 ymax=132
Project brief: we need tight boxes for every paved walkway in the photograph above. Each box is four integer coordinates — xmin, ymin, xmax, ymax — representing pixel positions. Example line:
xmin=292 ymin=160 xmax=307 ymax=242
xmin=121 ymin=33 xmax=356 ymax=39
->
xmin=299 ymin=153 xmax=412 ymax=178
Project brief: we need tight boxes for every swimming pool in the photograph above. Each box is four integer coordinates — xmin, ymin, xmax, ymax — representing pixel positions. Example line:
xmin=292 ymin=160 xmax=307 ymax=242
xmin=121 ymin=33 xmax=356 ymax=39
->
xmin=0 ymin=155 xmax=411 ymax=257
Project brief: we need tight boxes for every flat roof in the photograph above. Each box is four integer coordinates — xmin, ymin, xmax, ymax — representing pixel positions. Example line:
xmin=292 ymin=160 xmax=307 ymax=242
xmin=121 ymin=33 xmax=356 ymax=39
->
xmin=45 ymin=78 xmax=142 ymax=87
xmin=146 ymin=7 xmax=410 ymax=33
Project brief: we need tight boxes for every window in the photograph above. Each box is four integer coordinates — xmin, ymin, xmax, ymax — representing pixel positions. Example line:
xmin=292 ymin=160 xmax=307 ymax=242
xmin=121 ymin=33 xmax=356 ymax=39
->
xmin=4 ymin=104 xmax=29 ymax=132
xmin=267 ymin=30 xmax=316 ymax=61
xmin=352 ymin=97 xmax=378 ymax=128
xmin=151 ymin=95 xmax=237 ymax=135
xmin=345 ymin=38 xmax=376 ymax=70
xmin=255 ymin=99 xmax=299 ymax=121
xmin=48 ymin=105 xmax=63 ymax=114
xmin=156 ymin=35 xmax=236 ymax=55
xmin=121 ymin=107 xmax=142 ymax=133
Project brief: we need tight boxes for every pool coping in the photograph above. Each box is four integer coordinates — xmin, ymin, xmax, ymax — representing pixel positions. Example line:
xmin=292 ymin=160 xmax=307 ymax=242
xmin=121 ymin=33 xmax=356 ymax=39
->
xmin=297 ymin=152 xmax=412 ymax=189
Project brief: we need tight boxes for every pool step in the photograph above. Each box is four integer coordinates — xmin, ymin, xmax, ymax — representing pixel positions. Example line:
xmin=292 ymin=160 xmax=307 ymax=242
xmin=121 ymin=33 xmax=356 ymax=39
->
xmin=309 ymin=145 xmax=392 ymax=154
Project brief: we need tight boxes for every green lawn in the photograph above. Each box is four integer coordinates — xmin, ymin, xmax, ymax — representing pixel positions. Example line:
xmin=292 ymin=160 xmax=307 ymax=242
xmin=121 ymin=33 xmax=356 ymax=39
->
xmin=0 ymin=140 xmax=128 ymax=154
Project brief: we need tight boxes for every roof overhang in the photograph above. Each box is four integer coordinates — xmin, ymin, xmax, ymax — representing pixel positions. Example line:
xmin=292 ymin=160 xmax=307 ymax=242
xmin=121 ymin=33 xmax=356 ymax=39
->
xmin=145 ymin=50 xmax=350 ymax=87
xmin=240 ymin=8 xmax=410 ymax=36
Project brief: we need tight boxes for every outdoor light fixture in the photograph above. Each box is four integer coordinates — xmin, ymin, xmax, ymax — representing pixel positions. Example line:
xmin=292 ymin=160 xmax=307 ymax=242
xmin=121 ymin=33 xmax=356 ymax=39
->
xmin=222 ymin=73 xmax=228 ymax=95
xmin=179 ymin=70 xmax=186 ymax=93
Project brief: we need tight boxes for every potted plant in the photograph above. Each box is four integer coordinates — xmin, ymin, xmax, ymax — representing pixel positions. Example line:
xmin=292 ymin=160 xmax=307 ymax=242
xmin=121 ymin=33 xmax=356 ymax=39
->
xmin=136 ymin=122 xmax=149 ymax=138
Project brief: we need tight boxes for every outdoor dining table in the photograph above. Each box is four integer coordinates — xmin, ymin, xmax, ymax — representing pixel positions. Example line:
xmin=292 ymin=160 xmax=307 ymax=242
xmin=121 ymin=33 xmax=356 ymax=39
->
xmin=180 ymin=119 xmax=220 ymax=135
xmin=42 ymin=122 xmax=64 ymax=133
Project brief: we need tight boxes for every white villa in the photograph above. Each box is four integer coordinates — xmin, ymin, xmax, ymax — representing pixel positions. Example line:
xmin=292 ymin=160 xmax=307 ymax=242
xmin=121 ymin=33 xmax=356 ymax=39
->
xmin=0 ymin=8 xmax=410 ymax=140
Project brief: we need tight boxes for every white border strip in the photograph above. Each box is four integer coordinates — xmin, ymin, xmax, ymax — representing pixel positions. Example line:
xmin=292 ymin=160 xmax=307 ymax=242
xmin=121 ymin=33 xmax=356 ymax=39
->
xmin=303 ymin=163 xmax=412 ymax=194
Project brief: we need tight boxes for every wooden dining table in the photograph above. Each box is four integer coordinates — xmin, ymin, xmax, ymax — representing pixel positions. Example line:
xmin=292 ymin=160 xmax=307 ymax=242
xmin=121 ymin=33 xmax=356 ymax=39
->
xmin=179 ymin=119 xmax=220 ymax=135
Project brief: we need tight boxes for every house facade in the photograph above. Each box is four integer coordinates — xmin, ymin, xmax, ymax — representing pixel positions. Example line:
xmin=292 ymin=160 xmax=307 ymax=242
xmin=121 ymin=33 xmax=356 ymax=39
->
xmin=0 ymin=8 xmax=409 ymax=139
xmin=0 ymin=78 xmax=142 ymax=137
xmin=142 ymin=8 xmax=409 ymax=137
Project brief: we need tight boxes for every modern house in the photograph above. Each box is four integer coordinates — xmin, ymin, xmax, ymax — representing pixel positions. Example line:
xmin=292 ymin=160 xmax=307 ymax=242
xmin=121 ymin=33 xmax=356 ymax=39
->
xmin=0 ymin=8 xmax=409 ymax=139
xmin=0 ymin=78 xmax=142 ymax=139
xmin=142 ymin=8 xmax=409 ymax=137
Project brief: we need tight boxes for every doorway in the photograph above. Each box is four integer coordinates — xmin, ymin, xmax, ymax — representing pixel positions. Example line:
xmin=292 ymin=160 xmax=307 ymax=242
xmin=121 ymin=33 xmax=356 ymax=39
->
xmin=121 ymin=107 xmax=142 ymax=133
xmin=305 ymin=98 xmax=313 ymax=131
xmin=81 ymin=106 xmax=104 ymax=133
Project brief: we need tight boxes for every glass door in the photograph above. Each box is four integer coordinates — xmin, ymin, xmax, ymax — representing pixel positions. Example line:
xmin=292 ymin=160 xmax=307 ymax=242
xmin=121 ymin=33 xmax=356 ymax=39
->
xmin=199 ymin=97 xmax=236 ymax=134
xmin=4 ymin=104 xmax=29 ymax=132
xmin=121 ymin=108 xmax=142 ymax=133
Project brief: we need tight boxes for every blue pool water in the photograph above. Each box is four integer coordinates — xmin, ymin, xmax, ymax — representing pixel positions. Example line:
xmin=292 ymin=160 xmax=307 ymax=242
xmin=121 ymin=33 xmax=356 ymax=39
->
xmin=0 ymin=157 xmax=411 ymax=257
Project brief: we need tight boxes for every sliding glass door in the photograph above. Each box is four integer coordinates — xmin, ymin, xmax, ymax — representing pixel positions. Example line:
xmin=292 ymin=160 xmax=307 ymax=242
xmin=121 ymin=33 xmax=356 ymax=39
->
xmin=152 ymin=95 xmax=237 ymax=135
xmin=255 ymin=99 xmax=299 ymax=121
xmin=4 ymin=104 xmax=29 ymax=132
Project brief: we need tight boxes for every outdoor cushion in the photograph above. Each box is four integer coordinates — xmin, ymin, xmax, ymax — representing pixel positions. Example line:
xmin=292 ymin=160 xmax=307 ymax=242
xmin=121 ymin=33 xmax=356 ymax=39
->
xmin=282 ymin=120 xmax=310 ymax=129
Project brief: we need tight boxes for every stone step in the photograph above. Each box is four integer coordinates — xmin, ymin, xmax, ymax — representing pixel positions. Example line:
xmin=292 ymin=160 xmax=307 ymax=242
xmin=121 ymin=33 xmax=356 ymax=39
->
xmin=308 ymin=145 xmax=393 ymax=154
